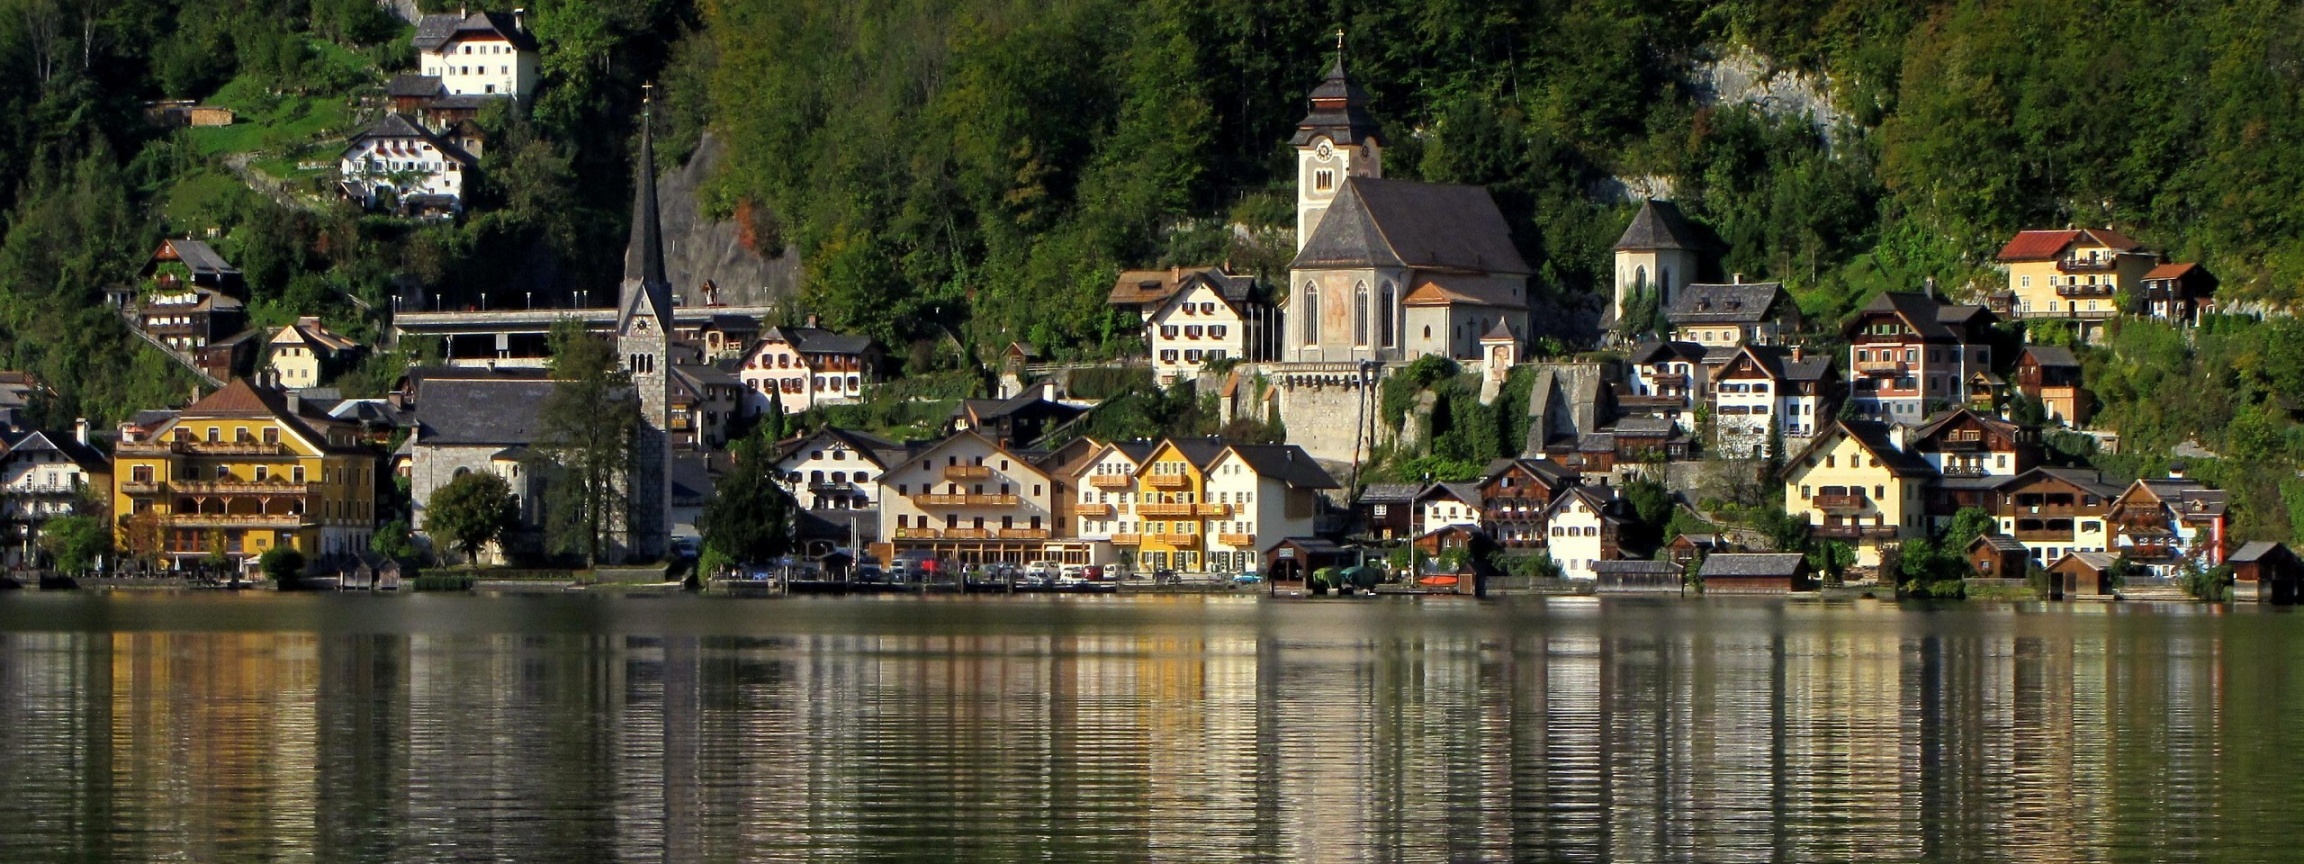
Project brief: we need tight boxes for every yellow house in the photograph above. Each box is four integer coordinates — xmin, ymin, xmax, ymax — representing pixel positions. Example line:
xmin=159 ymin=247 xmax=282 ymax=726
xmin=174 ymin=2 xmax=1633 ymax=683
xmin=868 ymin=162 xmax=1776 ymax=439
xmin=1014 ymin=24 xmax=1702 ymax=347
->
xmin=113 ymin=378 xmax=379 ymax=575
xmin=1780 ymin=419 xmax=1935 ymax=567
xmin=1130 ymin=439 xmax=1231 ymax=572
xmin=1995 ymin=228 xmax=2155 ymax=322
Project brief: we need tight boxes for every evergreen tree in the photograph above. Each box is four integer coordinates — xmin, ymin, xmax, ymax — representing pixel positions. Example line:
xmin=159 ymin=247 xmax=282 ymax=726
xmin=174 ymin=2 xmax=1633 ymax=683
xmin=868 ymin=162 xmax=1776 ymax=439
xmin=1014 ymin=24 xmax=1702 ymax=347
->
xmin=699 ymin=429 xmax=795 ymax=565
xmin=536 ymin=320 xmax=641 ymax=567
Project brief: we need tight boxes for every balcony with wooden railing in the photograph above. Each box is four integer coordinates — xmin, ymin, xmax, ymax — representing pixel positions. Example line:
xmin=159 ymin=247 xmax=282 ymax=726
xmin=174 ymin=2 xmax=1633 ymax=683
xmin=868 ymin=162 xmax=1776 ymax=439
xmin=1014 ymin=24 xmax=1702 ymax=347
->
xmin=912 ymin=493 xmax=1020 ymax=508
xmin=1109 ymin=533 xmax=1142 ymax=546
xmin=1089 ymin=474 xmax=1132 ymax=489
xmin=1193 ymin=503 xmax=1232 ymax=517
xmin=1855 ymin=360 xmax=1907 ymax=376
xmin=1144 ymin=474 xmax=1188 ymax=489
xmin=1811 ymin=494 xmax=1872 ymax=514
xmin=1811 ymin=524 xmax=1899 ymax=540
xmin=1136 ymin=503 xmax=1196 ymax=517
xmin=943 ymin=464 xmax=992 ymax=480
xmin=1218 ymin=533 xmax=1256 ymax=547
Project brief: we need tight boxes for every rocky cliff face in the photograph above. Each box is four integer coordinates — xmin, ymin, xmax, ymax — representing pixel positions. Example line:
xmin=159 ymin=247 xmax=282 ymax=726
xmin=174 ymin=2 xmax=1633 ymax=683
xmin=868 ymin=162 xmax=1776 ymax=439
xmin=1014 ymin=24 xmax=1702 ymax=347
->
xmin=623 ymin=132 xmax=801 ymax=307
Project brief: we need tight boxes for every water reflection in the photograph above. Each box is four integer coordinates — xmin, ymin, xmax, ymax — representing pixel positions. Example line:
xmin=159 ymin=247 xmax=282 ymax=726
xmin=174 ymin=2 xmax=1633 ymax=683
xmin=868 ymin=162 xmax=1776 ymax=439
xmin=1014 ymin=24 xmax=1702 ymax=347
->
xmin=0 ymin=595 xmax=2295 ymax=862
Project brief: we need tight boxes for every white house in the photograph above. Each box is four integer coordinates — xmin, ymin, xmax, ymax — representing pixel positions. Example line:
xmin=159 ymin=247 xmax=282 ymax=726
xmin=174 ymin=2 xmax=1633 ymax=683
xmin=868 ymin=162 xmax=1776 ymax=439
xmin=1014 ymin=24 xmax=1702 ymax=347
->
xmin=413 ymin=10 xmax=540 ymax=99
xmin=1198 ymin=443 xmax=1337 ymax=573
xmin=774 ymin=427 xmax=903 ymax=512
xmin=737 ymin=322 xmax=878 ymax=414
xmin=339 ymin=114 xmax=479 ymax=215
xmin=1107 ymin=267 xmax=1267 ymax=383
xmin=1540 ymin=486 xmax=1627 ymax=580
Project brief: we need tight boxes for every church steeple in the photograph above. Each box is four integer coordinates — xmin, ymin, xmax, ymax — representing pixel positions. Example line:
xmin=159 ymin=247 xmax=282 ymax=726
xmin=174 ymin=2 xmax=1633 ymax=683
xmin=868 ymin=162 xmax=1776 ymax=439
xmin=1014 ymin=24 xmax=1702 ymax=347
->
xmin=618 ymin=84 xmax=675 ymax=337
xmin=1292 ymin=34 xmax=1383 ymax=251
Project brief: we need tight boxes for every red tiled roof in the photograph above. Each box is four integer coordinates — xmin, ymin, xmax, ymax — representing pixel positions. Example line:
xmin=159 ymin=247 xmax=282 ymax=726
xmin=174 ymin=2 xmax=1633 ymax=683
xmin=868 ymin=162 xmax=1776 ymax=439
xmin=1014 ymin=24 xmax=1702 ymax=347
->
xmin=2144 ymin=262 xmax=2199 ymax=281
xmin=1996 ymin=228 xmax=2142 ymax=262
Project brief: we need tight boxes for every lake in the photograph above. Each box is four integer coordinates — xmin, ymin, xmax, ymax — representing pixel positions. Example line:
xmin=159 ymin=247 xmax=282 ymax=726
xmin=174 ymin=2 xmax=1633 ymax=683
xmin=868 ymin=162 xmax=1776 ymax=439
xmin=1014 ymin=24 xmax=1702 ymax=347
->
xmin=0 ymin=592 xmax=2295 ymax=862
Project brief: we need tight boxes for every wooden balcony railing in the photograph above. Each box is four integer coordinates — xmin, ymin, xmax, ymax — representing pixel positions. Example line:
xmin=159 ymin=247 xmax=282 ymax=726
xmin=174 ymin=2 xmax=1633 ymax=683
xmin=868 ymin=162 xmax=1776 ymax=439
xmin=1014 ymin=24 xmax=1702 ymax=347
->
xmin=912 ymin=493 xmax=1019 ymax=508
xmin=1812 ymin=494 xmax=1871 ymax=513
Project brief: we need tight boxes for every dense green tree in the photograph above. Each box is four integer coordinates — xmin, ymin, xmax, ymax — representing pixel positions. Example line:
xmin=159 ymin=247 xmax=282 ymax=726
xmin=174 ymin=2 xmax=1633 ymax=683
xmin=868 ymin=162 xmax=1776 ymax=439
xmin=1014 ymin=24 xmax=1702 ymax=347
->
xmin=535 ymin=320 xmax=641 ymax=566
xmin=698 ymin=430 xmax=794 ymax=565
xmin=425 ymin=471 xmax=519 ymax=564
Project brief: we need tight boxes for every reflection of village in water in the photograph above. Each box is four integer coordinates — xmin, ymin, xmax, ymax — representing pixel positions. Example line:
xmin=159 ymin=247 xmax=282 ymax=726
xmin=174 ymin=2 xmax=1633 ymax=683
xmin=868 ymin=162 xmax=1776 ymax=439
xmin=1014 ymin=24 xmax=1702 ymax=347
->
xmin=0 ymin=599 xmax=2285 ymax=862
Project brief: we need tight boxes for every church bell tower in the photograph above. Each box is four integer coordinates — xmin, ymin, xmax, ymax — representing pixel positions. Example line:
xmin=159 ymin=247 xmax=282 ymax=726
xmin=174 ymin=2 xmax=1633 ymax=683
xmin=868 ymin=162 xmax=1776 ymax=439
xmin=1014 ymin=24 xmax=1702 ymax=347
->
xmin=1292 ymin=34 xmax=1384 ymax=250
xmin=616 ymin=85 xmax=674 ymax=561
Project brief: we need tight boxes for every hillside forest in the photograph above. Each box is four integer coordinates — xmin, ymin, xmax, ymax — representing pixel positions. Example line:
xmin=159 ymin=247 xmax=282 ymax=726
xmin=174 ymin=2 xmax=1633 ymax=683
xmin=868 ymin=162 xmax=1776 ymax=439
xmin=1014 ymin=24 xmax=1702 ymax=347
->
xmin=10 ymin=1 xmax=2304 ymax=538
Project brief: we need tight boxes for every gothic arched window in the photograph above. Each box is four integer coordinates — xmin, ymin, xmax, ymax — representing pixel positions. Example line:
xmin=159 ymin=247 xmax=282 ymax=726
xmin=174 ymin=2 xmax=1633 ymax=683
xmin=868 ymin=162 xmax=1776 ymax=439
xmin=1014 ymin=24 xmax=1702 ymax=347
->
xmin=1302 ymin=283 xmax=1319 ymax=344
xmin=1378 ymin=281 xmax=1396 ymax=348
xmin=1353 ymin=281 xmax=1370 ymax=346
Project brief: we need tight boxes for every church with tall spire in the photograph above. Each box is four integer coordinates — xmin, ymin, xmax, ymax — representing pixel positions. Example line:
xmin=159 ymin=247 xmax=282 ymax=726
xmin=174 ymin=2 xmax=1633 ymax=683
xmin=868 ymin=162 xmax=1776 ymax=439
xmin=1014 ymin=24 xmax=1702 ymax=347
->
xmin=616 ymin=85 xmax=674 ymax=561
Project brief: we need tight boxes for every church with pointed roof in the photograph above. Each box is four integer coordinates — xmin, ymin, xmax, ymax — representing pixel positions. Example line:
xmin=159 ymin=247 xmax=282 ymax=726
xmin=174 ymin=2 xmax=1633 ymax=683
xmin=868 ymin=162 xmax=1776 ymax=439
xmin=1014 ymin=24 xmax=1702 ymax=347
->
xmin=1283 ymin=56 xmax=1530 ymax=364
xmin=615 ymin=92 xmax=676 ymax=561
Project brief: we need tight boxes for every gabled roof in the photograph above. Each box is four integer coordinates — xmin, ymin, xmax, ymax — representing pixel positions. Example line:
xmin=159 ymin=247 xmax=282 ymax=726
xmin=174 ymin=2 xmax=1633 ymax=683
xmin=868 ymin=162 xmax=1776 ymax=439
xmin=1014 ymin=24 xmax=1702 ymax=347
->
xmin=1969 ymin=533 xmax=2028 ymax=554
xmin=167 ymin=378 xmax=362 ymax=453
xmin=410 ymin=376 xmax=557 ymax=447
xmin=2144 ymin=262 xmax=2205 ymax=282
xmin=1401 ymin=276 xmax=1527 ymax=310
xmin=1291 ymin=177 xmax=1529 ymax=274
xmin=1108 ymin=266 xmax=1256 ymax=308
xmin=756 ymin=325 xmax=874 ymax=356
xmin=413 ymin=10 xmax=539 ymax=53
xmin=1996 ymin=228 xmax=2142 ymax=262
xmin=1614 ymin=200 xmax=1699 ymax=251
xmin=1782 ymin=418 xmax=1935 ymax=481
xmin=386 ymin=73 xmax=445 ymax=99
xmin=1699 ymin=553 xmax=1807 ymax=578
xmin=2230 ymin=541 xmax=2290 ymax=564
xmin=0 ymin=429 xmax=108 ymax=473
xmin=1666 ymin=282 xmax=1790 ymax=325
xmin=1847 ymin=292 xmax=1962 ymax=342
xmin=2021 ymin=345 xmax=2080 ymax=369
xmin=1358 ymin=482 xmax=1422 ymax=504
xmin=1219 ymin=443 xmax=1338 ymax=489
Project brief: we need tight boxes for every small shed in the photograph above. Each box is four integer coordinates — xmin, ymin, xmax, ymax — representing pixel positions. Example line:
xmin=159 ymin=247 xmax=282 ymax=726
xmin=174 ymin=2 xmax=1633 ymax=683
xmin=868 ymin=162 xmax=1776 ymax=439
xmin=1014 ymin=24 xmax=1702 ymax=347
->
xmin=1593 ymin=559 xmax=1684 ymax=594
xmin=1698 ymin=553 xmax=1815 ymax=594
xmin=1265 ymin=538 xmax=1355 ymax=590
xmin=2048 ymin=551 xmax=2121 ymax=599
xmin=2230 ymin=541 xmax=2303 ymax=603
xmin=1966 ymin=534 xmax=2030 ymax=579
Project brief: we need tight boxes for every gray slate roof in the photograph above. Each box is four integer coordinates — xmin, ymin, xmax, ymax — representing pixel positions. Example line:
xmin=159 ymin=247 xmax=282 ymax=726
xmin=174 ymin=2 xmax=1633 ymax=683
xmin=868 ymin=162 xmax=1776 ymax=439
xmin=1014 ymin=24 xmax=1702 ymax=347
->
xmin=410 ymin=377 xmax=558 ymax=446
xmin=1359 ymin=482 xmax=1422 ymax=504
xmin=1226 ymin=443 xmax=1338 ymax=489
xmin=1699 ymin=553 xmax=1807 ymax=578
xmin=1666 ymin=282 xmax=1789 ymax=325
xmin=1614 ymin=200 xmax=1699 ymax=251
xmin=1290 ymin=177 xmax=1529 ymax=274
xmin=2023 ymin=345 xmax=2080 ymax=368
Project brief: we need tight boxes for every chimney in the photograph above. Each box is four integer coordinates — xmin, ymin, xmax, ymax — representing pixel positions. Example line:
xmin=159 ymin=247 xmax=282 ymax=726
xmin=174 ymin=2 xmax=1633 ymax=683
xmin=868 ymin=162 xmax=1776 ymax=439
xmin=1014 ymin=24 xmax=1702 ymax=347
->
xmin=74 ymin=418 xmax=88 ymax=446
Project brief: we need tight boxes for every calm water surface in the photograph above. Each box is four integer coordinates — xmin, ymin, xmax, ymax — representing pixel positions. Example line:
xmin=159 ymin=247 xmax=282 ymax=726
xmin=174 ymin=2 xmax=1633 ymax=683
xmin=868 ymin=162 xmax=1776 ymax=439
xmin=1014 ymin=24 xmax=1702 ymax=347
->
xmin=0 ymin=593 xmax=2296 ymax=862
